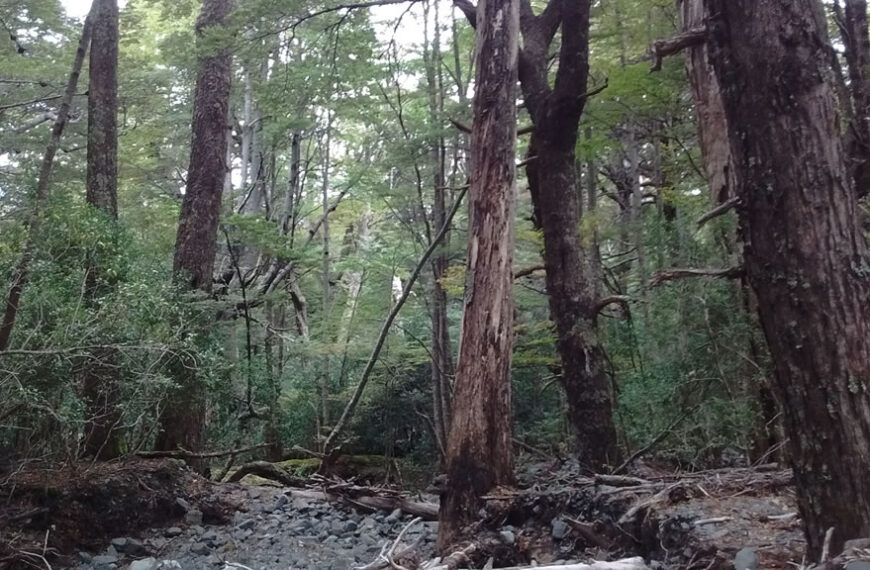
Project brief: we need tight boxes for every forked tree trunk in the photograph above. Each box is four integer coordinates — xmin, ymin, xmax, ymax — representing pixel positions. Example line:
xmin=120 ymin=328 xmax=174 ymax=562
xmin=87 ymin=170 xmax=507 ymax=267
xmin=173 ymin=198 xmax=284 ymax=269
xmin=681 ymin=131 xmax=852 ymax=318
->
xmin=80 ymin=0 xmax=123 ymax=459
xmin=157 ymin=0 xmax=234 ymax=460
xmin=705 ymin=0 xmax=870 ymax=556
xmin=437 ymin=0 xmax=518 ymax=550
xmin=519 ymin=0 xmax=619 ymax=469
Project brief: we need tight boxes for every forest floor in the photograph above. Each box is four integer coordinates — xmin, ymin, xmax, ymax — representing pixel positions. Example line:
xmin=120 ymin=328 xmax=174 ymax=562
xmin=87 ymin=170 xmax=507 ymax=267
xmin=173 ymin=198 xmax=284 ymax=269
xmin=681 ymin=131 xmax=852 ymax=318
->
xmin=0 ymin=456 xmax=825 ymax=570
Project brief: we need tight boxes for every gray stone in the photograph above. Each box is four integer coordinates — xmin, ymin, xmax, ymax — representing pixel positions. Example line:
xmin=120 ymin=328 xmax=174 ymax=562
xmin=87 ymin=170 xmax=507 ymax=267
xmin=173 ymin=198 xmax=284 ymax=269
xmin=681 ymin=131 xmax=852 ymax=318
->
xmin=845 ymin=562 xmax=870 ymax=570
xmin=184 ymin=509 xmax=203 ymax=525
xmin=78 ymin=552 xmax=93 ymax=563
xmin=344 ymin=520 xmax=358 ymax=533
xmin=128 ymin=558 xmax=159 ymax=570
xmin=274 ymin=494 xmax=289 ymax=509
xmin=175 ymin=498 xmax=191 ymax=512
xmin=551 ymin=518 xmax=570 ymax=540
xmin=93 ymin=555 xmax=119 ymax=567
xmin=734 ymin=547 xmax=759 ymax=570
xmin=156 ymin=561 xmax=183 ymax=570
xmin=248 ymin=487 xmax=262 ymax=499
xmin=237 ymin=518 xmax=256 ymax=531
xmin=190 ymin=542 xmax=211 ymax=556
xmin=164 ymin=527 xmax=183 ymax=538
xmin=499 ymin=529 xmax=516 ymax=545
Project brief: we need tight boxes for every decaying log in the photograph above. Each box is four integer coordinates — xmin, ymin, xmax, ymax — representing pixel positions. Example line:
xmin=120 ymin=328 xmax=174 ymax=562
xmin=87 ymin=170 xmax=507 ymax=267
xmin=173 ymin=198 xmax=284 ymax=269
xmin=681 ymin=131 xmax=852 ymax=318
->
xmin=225 ymin=461 xmax=307 ymax=486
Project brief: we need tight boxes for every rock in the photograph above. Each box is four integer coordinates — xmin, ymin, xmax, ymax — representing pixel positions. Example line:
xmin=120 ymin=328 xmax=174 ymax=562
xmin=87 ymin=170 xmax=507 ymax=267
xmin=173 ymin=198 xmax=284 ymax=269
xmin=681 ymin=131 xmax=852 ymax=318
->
xmin=156 ymin=561 xmax=183 ymax=569
xmin=78 ymin=552 xmax=93 ymax=563
xmin=846 ymin=563 xmax=870 ymax=570
xmin=175 ymin=497 xmax=191 ymax=512
xmin=93 ymin=554 xmax=119 ymax=567
xmin=385 ymin=509 xmax=402 ymax=523
xmin=237 ymin=518 xmax=256 ymax=531
xmin=274 ymin=494 xmax=289 ymax=510
xmin=248 ymin=487 xmax=262 ymax=500
xmin=551 ymin=518 xmax=570 ymax=540
xmin=344 ymin=520 xmax=358 ymax=533
xmin=734 ymin=547 xmax=760 ymax=570
xmin=113 ymin=537 xmax=146 ymax=555
xmin=190 ymin=542 xmax=211 ymax=556
xmin=164 ymin=527 xmax=183 ymax=538
xmin=499 ymin=529 xmax=516 ymax=545
xmin=184 ymin=508 xmax=203 ymax=525
xmin=128 ymin=558 xmax=159 ymax=570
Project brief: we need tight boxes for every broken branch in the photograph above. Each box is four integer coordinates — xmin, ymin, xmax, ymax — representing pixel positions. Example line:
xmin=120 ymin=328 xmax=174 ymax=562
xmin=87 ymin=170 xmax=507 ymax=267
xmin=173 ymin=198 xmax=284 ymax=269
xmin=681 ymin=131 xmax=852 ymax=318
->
xmin=650 ymin=27 xmax=706 ymax=72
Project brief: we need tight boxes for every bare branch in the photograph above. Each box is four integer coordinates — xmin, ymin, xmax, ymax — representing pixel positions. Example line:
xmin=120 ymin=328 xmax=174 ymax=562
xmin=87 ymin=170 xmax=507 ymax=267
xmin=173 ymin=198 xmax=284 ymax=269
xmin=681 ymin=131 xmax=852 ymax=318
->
xmin=595 ymin=295 xmax=632 ymax=314
xmin=696 ymin=196 xmax=738 ymax=228
xmin=135 ymin=443 xmax=270 ymax=459
xmin=513 ymin=264 xmax=545 ymax=279
xmin=323 ymin=187 xmax=468 ymax=452
xmin=648 ymin=267 xmax=744 ymax=288
xmin=650 ymin=27 xmax=706 ymax=72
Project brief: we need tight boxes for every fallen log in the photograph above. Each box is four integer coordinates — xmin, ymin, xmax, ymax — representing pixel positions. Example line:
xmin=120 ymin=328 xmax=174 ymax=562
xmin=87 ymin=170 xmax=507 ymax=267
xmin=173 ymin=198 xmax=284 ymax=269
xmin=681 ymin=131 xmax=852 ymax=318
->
xmin=225 ymin=461 xmax=307 ymax=487
xmin=286 ymin=488 xmax=439 ymax=520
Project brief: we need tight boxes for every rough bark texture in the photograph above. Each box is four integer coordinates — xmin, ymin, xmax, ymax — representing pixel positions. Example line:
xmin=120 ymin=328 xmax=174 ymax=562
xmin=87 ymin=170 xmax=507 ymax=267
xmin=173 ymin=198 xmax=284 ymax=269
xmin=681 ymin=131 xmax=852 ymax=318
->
xmin=80 ymin=0 xmax=122 ymax=459
xmin=679 ymin=0 xmax=736 ymax=205
xmin=519 ymin=0 xmax=619 ymax=469
xmin=706 ymin=0 xmax=870 ymax=556
xmin=157 ymin=0 xmax=234 ymax=456
xmin=0 ymin=12 xmax=94 ymax=352
xmin=437 ymin=0 xmax=518 ymax=550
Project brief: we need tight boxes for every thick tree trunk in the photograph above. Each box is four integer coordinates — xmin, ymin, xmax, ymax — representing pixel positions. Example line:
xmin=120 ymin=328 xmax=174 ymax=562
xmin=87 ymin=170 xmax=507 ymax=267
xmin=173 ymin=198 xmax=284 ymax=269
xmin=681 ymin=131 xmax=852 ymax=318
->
xmin=157 ymin=0 xmax=234 ymax=458
xmin=437 ymin=0 xmax=518 ymax=550
xmin=706 ymin=0 xmax=870 ymax=556
xmin=679 ymin=0 xmax=735 ymax=205
xmin=519 ymin=0 xmax=619 ymax=469
xmin=80 ymin=0 xmax=123 ymax=459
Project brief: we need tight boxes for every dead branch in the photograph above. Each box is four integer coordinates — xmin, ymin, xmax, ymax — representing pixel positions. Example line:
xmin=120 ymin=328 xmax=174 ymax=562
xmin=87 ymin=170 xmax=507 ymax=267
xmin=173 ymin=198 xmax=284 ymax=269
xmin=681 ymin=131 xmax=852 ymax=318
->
xmin=696 ymin=196 xmax=738 ymax=228
xmin=136 ymin=443 xmax=270 ymax=460
xmin=426 ymin=558 xmax=649 ymax=570
xmin=513 ymin=264 xmax=545 ymax=279
xmin=594 ymin=295 xmax=632 ymax=315
xmin=449 ymin=118 xmax=533 ymax=136
xmin=285 ymin=488 xmax=439 ymax=520
xmin=650 ymin=27 xmax=706 ymax=72
xmin=648 ymin=267 xmax=744 ymax=288
xmin=323 ymin=187 xmax=467 ymax=452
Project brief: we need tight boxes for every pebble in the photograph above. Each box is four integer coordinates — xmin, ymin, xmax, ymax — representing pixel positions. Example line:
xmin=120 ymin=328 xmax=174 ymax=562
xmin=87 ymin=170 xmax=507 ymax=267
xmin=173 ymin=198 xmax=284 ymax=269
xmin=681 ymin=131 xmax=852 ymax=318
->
xmin=551 ymin=518 xmax=570 ymax=540
xmin=128 ymin=558 xmax=158 ymax=570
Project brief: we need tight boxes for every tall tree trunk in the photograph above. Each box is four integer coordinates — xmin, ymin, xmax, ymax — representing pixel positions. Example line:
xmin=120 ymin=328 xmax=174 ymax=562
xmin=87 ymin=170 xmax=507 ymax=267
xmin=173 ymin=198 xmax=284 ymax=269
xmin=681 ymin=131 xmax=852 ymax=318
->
xmin=157 ymin=0 xmax=234 ymax=459
xmin=320 ymin=117 xmax=332 ymax=441
xmin=438 ymin=0 xmax=518 ymax=550
xmin=423 ymin=0 xmax=454 ymax=459
xmin=80 ymin=0 xmax=122 ymax=459
xmin=705 ymin=0 xmax=870 ymax=555
xmin=0 ymin=11 xmax=94 ymax=352
xmin=519 ymin=0 xmax=619 ymax=469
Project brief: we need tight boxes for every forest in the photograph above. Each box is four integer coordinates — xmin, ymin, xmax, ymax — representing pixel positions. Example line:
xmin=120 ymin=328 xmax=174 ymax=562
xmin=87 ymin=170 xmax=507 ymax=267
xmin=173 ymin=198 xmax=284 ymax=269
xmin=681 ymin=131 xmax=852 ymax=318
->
xmin=2 ymin=0 xmax=870 ymax=569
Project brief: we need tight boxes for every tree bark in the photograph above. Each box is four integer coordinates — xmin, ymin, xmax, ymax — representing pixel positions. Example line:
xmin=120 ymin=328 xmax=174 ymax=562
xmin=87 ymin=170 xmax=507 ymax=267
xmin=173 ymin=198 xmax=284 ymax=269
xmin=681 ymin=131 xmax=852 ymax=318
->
xmin=438 ymin=0 xmax=518 ymax=549
xmin=705 ymin=0 xmax=870 ymax=556
xmin=423 ymin=0 xmax=454 ymax=459
xmin=80 ymin=0 xmax=123 ymax=459
xmin=0 ymin=10 xmax=94 ymax=352
xmin=157 ymin=0 xmax=234 ymax=459
xmin=518 ymin=0 xmax=619 ymax=469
